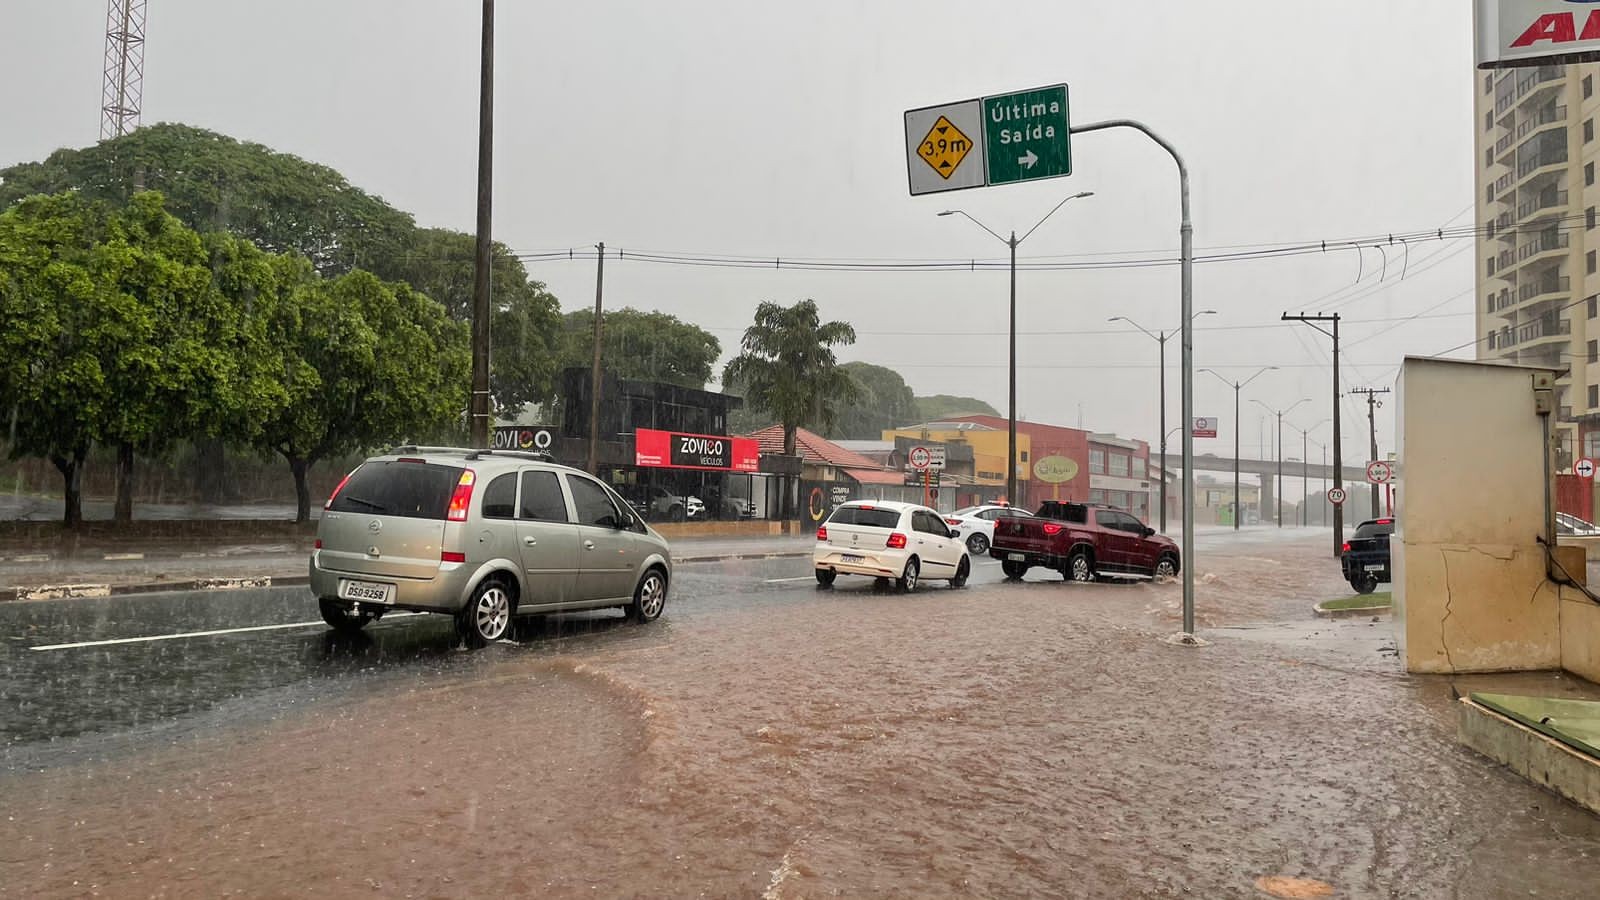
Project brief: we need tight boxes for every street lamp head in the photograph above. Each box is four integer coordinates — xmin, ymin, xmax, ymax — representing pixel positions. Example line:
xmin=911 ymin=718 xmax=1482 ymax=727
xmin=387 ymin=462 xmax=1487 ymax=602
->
xmin=1074 ymin=191 xmax=1095 ymax=199
xmin=1108 ymin=316 xmax=1125 ymax=323
xmin=937 ymin=210 xmax=956 ymax=217
xmin=1198 ymin=309 xmax=1218 ymax=316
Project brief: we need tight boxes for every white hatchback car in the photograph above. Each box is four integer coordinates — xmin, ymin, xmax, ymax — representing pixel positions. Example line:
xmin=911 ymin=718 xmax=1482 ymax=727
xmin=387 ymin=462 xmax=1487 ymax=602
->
xmin=943 ymin=504 xmax=1032 ymax=556
xmin=813 ymin=500 xmax=970 ymax=591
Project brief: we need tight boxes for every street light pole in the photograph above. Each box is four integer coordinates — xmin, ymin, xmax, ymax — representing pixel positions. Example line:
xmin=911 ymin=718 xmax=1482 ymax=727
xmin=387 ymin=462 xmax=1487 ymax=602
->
xmin=1202 ymin=366 xmax=1274 ymax=530
xmin=468 ymin=0 xmax=495 ymax=447
xmin=1253 ymin=397 xmax=1311 ymax=529
xmin=1110 ymin=313 xmax=1216 ymax=533
xmin=940 ymin=190 xmax=1094 ymax=510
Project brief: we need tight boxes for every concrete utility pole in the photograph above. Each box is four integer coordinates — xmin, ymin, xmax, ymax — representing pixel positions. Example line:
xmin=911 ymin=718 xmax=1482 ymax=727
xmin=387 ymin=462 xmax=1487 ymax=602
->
xmin=937 ymin=191 xmax=1095 ymax=509
xmin=586 ymin=243 xmax=606 ymax=474
xmin=1202 ymin=367 xmax=1275 ymax=530
xmin=1349 ymin=387 xmax=1391 ymax=518
xmin=1283 ymin=313 xmax=1344 ymax=557
xmin=1253 ymin=398 xmax=1311 ymax=527
xmin=469 ymin=0 xmax=495 ymax=448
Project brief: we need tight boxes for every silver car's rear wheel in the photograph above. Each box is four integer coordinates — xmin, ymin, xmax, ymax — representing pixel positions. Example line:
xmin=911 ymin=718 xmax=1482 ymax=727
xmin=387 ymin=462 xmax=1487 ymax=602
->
xmin=458 ymin=581 xmax=512 ymax=647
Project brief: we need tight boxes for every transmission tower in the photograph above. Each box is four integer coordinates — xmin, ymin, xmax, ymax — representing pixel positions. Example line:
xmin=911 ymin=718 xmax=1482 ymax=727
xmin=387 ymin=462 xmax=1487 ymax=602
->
xmin=100 ymin=0 xmax=147 ymax=140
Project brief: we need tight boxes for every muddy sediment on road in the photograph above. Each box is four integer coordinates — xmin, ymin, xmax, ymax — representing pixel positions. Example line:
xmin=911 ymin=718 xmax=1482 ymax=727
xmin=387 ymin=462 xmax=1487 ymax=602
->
xmin=5 ymin=534 xmax=1600 ymax=897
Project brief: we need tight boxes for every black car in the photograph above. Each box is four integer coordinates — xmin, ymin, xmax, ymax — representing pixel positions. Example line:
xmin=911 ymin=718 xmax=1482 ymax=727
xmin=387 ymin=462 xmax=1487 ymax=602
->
xmin=1341 ymin=518 xmax=1394 ymax=594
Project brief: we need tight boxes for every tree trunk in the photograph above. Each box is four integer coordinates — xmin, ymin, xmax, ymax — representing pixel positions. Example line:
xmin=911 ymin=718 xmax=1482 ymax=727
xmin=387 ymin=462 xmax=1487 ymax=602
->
xmin=782 ymin=424 xmax=799 ymax=521
xmin=51 ymin=447 xmax=86 ymax=528
xmin=194 ymin=438 xmax=228 ymax=503
xmin=290 ymin=457 xmax=312 ymax=524
xmin=114 ymin=441 xmax=134 ymax=523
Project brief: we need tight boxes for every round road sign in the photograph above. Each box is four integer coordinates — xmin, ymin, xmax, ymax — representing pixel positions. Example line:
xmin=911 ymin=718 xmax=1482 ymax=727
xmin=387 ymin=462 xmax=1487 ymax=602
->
xmin=1327 ymin=487 xmax=1347 ymax=505
xmin=910 ymin=446 xmax=932 ymax=471
xmin=1365 ymin=460 xmax=1393 ymax=484
xmin=1578 ymin=458 xmax=1597 ymax=480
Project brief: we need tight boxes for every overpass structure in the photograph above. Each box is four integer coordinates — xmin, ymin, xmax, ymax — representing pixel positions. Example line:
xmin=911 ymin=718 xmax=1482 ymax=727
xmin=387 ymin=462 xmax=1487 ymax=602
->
xmin=1160 ymin=453 xmax=1380 ymax=521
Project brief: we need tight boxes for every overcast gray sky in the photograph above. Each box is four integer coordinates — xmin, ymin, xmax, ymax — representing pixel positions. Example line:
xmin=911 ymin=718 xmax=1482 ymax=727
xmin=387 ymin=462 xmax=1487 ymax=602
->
xmin=1 ymin=1 xmax=1476 ymax=461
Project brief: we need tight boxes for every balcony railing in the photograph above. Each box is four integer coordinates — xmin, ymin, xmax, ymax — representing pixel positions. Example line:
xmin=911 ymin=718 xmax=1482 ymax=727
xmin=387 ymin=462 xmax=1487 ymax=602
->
xmin=1516 ymin=147 xmax=1568 ymax=179
xmin=1517 ymin=190 xmax=1569 ymax=220
xmin=1516 ymin=232 xmax=1569 ymax=262
xmin=1517 ymin=317 xmax=1573 ymax=343
xmin=1518 ymin=275 xmax=1570 ymax=301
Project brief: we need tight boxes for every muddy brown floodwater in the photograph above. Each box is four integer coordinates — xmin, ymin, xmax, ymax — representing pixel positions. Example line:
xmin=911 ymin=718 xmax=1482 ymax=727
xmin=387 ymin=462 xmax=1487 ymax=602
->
xmin=6 ymin=534 xmax=1600 ymax=898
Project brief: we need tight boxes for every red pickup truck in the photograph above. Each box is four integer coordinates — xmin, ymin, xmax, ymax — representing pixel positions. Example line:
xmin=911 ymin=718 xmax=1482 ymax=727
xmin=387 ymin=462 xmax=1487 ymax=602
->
xmin=990 ymin=501 xmax=1181 ymax=582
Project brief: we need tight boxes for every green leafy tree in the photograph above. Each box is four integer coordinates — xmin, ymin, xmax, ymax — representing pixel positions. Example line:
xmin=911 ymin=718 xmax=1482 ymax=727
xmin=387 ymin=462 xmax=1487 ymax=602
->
xmin=254 ymin=270 xmax=471 ymax=522
xmin=830 ymin=362 xmax=918 ymax=440
xmin=721 ymin=300 xmax=857 ymax=517
xmin=915 ymin=394 xmax=1001 ymax=421
xmin=381 ymin=228 xmax=563 ymax=416
xmin=556 ymin=307 xmax=721 ymax=391
xmin=0 ymin=193 xmax=109 ymax=524
xmin=0 ymin=123 xmax=414 ymax=276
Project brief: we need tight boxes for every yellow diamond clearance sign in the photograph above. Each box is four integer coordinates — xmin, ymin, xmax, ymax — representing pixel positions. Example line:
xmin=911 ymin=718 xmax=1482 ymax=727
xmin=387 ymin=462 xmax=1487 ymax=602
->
xmin=917 ymin=116 xmax=973 ymax=180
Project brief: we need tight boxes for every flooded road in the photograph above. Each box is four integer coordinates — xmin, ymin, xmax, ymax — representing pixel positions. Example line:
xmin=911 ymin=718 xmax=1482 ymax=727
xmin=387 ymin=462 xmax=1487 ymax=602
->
xmin=5 ymin=530 xmax=1600 ymax=897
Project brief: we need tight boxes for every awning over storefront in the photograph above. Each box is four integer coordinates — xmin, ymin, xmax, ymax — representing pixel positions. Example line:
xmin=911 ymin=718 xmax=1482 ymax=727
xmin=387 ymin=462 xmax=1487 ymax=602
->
xmin=844 ymin=468 xmax=906 ymax=486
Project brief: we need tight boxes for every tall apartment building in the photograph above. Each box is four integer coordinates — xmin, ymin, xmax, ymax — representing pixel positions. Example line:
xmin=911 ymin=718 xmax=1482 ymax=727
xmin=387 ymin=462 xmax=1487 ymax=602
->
xmin=1476 ymin=62 xmax=1600 ymax=466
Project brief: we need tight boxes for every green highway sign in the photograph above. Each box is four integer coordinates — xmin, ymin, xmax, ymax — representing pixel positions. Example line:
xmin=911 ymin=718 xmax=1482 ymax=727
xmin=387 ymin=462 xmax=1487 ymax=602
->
xmin=983 ymin=85 xmax=1070 ymax=185
xmin=903 ymin=83 xmax=1072 ymax=196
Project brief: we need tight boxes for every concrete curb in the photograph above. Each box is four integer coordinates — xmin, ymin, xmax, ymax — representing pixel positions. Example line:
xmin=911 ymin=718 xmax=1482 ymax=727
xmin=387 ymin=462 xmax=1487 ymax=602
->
xmin=1313 ymin=601 xmax=1393 ymax=619
xmin=0 ymin=551 xmax=811 ymax=602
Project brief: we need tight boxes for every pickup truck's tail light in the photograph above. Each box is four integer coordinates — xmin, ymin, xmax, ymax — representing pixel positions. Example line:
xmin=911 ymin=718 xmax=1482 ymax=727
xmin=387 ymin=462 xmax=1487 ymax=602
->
xmin=1341 ymin=542 xmax=1351 ymax=553
xmin=314 ymin=538 xmax=322 ymax=550
xmin=446 ymin=469 xmax=476 ymax=522
xmin=886 ymin=532 xmax=908 ymax=549
xmin=1042 ymin=523 xmax=1064 ymax=536
xmin=816 ymin=526 xmax=828 ymax=541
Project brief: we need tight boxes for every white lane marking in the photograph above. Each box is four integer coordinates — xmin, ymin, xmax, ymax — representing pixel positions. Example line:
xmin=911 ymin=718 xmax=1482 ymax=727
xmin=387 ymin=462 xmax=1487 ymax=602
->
xmin=763 ymin=576 xmax=816 ymax=584
xmin=29 ymin=612 xmax=424 ymax=651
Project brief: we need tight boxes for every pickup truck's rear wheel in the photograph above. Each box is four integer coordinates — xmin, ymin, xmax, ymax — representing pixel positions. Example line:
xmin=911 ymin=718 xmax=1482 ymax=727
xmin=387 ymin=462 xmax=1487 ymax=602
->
xmin=1066 ymin=549 xmax=1095 ymax=583
xmin=1001 ymin=560 xmax=1029 ymax=580
xmin=1350 ymin=573 xmax=1379 ymax=595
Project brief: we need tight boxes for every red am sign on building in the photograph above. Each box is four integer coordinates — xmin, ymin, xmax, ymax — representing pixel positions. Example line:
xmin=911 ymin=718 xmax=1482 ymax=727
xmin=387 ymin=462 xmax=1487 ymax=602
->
xmin=1477 ymin=0 xmax=1600 ymax=68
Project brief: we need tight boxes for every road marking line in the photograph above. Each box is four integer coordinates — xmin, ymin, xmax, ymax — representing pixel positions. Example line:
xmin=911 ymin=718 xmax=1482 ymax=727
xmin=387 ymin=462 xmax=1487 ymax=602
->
xmin=763 ymin=576 xmax=816 ymax=584
xmin=103 ymin=552 xmax=145 ymax=561
xmin=29 ymin=612 xmax=424 ymax=651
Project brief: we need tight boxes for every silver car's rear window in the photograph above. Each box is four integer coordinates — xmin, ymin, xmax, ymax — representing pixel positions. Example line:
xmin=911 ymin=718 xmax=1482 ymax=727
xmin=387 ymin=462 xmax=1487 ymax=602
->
xmin=827 ymin=506 xmax=900 ymax=529
xmin=329 ymin=461 xmax=460 ymax=520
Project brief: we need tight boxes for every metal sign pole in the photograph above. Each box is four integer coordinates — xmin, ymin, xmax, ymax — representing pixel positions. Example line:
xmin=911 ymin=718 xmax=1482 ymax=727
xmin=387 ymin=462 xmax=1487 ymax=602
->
xmin=1069 ymin=119 xmax=1195 ymax=639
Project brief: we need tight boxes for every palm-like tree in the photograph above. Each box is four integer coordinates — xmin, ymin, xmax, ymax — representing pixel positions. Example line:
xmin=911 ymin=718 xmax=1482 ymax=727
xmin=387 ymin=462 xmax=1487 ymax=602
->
xmin=723 ymin=300 xmax=858 ymax=514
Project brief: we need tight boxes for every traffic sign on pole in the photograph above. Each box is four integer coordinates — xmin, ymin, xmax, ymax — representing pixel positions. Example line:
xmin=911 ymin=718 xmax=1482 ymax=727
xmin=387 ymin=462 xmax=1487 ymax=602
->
xmin=1192 ymin=416 xmax=1218 ymax=439
xmin=909 ymin=446 xmax=932 ymax=471
xmin=904 ymin=84 xmax=1072 ymax=196
xmin=1327 ymin=487 xmax=1347 ymax=506
xmin=1365 ymin=460 xmax=1393 ymax=484
xmin=1578 ymin=457 xmax=1597 ymax=479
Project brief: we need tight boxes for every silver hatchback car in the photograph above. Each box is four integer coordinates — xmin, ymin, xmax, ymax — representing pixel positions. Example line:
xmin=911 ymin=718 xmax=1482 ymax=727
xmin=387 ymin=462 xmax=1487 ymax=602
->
xmin=310 ymin=447 xmax=673 ymax=646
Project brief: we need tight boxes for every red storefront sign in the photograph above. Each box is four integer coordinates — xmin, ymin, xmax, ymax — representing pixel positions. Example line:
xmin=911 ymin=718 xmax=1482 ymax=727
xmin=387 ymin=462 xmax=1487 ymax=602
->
xmin=635 ymin=428 xmax=759 ymax=472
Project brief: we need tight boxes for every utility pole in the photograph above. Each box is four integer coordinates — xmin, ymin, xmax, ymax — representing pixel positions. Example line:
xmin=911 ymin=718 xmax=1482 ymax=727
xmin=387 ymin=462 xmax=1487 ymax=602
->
xmin=1202 ymin=367 xmax=1274 ymax=530
xmin=586 ymin=243 xmax=606 ymax=474
xmin=469 ymin=0 xmax=495 ymax=448
xmin=1349 ymin=387 xmax=1391 ymax=519
xmin=1283 ymin=313 xmax=1344 ymax=557
xmin=1253 ymin=398 xmax=1311 ymax=528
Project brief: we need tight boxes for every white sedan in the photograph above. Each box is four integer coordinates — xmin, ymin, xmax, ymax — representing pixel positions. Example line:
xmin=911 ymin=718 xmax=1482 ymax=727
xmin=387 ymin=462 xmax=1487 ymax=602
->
xmin=943 ymin=505 xmax=1032 ymax=556
xmin=813 ymin=500 xmax=970 ymax=591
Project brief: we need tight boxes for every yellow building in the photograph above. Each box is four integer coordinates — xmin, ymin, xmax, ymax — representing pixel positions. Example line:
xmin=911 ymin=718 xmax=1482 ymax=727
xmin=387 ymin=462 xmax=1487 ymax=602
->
xmin=882 ymin=423 xmax=1030 ymax=505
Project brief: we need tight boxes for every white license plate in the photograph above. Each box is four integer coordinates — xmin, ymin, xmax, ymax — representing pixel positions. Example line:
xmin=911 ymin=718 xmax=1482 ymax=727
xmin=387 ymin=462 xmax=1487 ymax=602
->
xmin=1364 ymin=564 xmax=1385 ymax=572
xmin=1007 ymin=553 xmax=1026 ymax=562
xmin=841 ymin=554 xmax=865 ymax=564
xmin=338 ymin=579 xmax=394 ymax=604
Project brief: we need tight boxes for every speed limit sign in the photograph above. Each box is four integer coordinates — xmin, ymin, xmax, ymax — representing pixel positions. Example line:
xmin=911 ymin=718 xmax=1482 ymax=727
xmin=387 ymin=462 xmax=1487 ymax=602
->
xmin=909 ymin=446 xmax=932 ymax=471
xmin=1327 ymin=487 xmax=1347 ymax=505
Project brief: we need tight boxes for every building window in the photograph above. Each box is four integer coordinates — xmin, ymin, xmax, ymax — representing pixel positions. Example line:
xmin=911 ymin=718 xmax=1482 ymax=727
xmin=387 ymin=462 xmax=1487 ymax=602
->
xmin=1089 ymin=448 xmax=1105 ymax=474
xmin=1589 ymin=250 xmax=1596 ymax=275
xmin=1591 ymin=385 xmax=1599 ymax=408
xmin=1588 ymin=162 xmax=1596 ymax=186
xmin=1587 ymin=119 xmax=1595 ymax=144
xmin=1586 ymin=431 xmax=1600 ymax=458
xmin=1588 ymin=75 xmax=1596 ymax=98
xmin=1590 ymin=340 xmax=1598 ymax=364
xmin=1488 ymin=257 xmax=1497 ymax=276
xmin=1486 ymin=74 xmax=1495 ymax=94
xmin=1488 ymin=331 xmax=1497 ymax=350
xmin=1486 ymin=110 xmax=1494 ymax=132
xmin=1591 ymin=295 xmax=1599 ymax=318
xmin=1108 ymin=453 xmax=1130 ymax=477
xmin=1089 ymin=489 xmax=1105 ymax=504
xmin=1590 ymin=207 xmax=1598 ymax=230
xmin=1132 ymin=457 xmax=1146 ymax=478
xmin=1019 ymin=451 xmax=1028 ymax=462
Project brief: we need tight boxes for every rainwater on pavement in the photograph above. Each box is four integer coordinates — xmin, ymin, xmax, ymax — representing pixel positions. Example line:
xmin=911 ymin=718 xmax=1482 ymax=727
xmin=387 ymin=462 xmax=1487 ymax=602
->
xmin=3 ymin=528 xmax=1600 ymax=898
